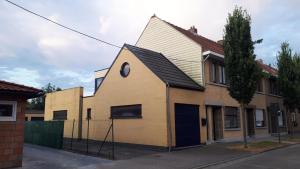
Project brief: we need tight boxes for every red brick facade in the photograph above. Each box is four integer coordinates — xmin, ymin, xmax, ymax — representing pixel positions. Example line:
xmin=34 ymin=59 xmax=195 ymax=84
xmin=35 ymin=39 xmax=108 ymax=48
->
xmin=0 ymin=95 xmax=26 ymax=169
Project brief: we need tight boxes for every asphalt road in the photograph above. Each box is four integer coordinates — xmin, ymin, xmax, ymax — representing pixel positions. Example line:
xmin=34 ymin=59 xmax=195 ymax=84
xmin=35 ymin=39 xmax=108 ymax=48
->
xmin=19 ymin=144 xmax=110 ymax=169
xmin=210 ymin=144 xmax=300 ymax=169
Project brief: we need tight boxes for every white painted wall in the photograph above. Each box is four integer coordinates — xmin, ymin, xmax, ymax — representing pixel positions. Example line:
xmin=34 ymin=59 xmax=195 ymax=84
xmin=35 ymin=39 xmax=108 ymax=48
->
xmin=95 ymin=68 xmax=109 ymax=79
xmin=136 ymin=17 xmax=203 ymax=85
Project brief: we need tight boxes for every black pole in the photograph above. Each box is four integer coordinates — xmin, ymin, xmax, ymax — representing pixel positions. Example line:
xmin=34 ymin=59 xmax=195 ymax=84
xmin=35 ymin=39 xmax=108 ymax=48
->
xmin=112 ymin=118 xmax=115 ymax=160
xmin=87 ymin=118 xmax=90 ymax=154
xmin=278 ymin=111 xmax=281 ymax=144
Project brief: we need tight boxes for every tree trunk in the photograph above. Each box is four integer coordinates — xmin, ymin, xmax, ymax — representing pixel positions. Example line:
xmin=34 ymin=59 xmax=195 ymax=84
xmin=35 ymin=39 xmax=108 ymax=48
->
xmin=241 ymin=103 xmax=248 ymax=148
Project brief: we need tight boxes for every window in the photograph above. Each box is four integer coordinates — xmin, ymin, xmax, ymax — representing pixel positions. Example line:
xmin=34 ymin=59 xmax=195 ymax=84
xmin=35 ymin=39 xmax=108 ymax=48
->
xmin=257 ymin=79 xmax=263 ymax=92
xmin=211 ymin=63 xmax=217 ymax=82
xmin=111 ymin=104 xmax=142 ymax=119
xmin=95 ymin=77 xmax=104 ymax=91
xmin=224 ymin=107 xmax=240 ymax=129
xmin=53 ymin=110 xmax=67 ymax=120
xmin=222 ymin=66 xmax=226 ymax=84
xmin=210 ymin=62 xmax=225 ymax=84
xmin=278 ymin=110 xmax=284 ymax=127
xmin=0 ymin=101 xmax=17 ymax=121
xmin=269 ymin=78 xmax=279 ymax=95
xmin=219 ymin=66 xmax=226 ymax=84
xmin=255 ymin=109 xmax=265 ymax=127
xmin=120 ymin=62 xmax=130 ymax=77
xmin=87 ymin=108 xmax=91 ymax=120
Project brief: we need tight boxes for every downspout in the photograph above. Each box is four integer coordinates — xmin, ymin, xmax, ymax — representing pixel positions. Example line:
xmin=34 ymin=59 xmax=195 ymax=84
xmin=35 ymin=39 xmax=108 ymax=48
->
xmin=166 ymin=83 xmax=172 ymax=152
xmin=202 ymin=54 xmax=211 ymax=87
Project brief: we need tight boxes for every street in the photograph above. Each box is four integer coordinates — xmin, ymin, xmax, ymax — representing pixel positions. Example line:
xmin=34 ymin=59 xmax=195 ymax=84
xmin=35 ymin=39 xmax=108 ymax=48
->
xmin=18 ymin=144 xmax=110 ymax=169
xmin=209 ymin=144 xmax=300 ymax=169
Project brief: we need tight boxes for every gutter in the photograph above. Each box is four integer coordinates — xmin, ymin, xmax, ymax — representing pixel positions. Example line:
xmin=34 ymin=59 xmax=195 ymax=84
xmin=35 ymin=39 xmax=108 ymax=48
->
xmin=166 ymin=82 xmax=172 ymax=152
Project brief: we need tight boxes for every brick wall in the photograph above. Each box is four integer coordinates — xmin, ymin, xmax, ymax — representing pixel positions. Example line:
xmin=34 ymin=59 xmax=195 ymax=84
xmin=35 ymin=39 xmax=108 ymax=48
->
xmin=0 ymin=95 xmax=26 ymax=169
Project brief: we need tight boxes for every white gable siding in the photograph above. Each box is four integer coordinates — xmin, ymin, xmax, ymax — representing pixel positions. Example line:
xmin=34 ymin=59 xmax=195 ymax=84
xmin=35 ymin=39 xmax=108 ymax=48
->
xmin=136 ymin=17 xmax=203 ymax=85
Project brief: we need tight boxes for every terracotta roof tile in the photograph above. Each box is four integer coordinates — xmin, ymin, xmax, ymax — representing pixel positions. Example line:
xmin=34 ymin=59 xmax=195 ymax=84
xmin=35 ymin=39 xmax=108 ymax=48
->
xmin=0 ymin=80 xmax=43 ymax=97
xmin=164 ymin=21 xmax=224 ymax=55
xmin=256 ymin=61 xmax=278 ymax=76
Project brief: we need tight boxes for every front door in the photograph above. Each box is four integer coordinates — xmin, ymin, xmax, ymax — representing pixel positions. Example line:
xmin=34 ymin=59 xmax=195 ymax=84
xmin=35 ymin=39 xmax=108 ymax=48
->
xmin=247 ymin=108 xmax=255 ymax=136
xmin=175 ymin=103 xmax=200 ymax=147
xmin=212 ymin=107 xmax=223 ymax=140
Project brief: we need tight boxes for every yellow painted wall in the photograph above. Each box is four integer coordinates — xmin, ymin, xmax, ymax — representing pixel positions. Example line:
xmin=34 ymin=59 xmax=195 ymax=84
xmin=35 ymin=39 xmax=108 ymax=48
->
xmin=44 ymin=87 xmax=83 ymax=138
xmin=81 ymin=96 xmax=95 ymax=139
xmin=88 ymin=48 xmax=168 ymax=147
xmin=204 ymin=59 xmax=271 ymax=141
xmin=168 ymin=87 xmax=205 ymax=146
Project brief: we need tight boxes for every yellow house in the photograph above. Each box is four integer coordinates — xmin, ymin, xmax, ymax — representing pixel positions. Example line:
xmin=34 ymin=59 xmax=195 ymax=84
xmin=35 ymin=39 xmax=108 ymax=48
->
xmin=45 ymin=44 xmax=207 ymax=148
xmin=45 ymin=15 xmax=290 ymax=148
xmin=44 ymin=87 xmax=83 ymax=138
xmin=136 ymin=15 xmax=287 ymax=142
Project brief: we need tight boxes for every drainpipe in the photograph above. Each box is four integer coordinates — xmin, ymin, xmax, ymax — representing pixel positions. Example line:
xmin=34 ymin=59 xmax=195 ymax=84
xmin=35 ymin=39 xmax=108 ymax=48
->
xmin=166 ymin=83 xmax=172 ymax=152
xmin=202 ymin=54 xmax=211 ymax=87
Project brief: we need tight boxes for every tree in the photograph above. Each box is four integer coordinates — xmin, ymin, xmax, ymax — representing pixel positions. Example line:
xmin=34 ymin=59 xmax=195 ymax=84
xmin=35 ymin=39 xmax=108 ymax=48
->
xmin=27 ymin=83 xmax=62 ymax=110
xmin=277 ymin=43 xmax=300 ymax=135
xmin=223 ymin=7 xmax=262 ymax=148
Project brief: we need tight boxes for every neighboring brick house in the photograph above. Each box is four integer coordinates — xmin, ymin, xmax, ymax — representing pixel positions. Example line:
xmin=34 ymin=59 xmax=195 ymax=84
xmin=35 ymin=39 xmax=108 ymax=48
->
xmin=136 ymin=15 xmax=287 ymax=142
xmin=0 ymin=80 xmax=42 ymax=169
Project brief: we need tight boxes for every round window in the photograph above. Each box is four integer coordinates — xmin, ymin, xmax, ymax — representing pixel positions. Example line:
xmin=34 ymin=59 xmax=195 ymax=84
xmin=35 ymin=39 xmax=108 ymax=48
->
xmin=120 ymin=62 xmax=130 ymax=77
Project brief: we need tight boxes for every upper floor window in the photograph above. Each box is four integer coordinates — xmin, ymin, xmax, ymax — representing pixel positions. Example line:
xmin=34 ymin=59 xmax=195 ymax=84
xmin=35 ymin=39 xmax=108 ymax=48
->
xmin=95 ymin=77 xmax=104 ymax=91
xmin=257 ymin=79 xmax=263 ymax=92
xmin=210 ymin=62 xmax=226 ymax=84
xmin=269 ymin=78 xmax=279 ymax=95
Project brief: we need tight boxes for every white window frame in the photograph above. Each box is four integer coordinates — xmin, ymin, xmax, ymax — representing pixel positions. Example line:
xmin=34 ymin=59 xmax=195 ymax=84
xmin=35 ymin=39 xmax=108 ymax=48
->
xmin=0 ymin=100 xmax=17 ymax=121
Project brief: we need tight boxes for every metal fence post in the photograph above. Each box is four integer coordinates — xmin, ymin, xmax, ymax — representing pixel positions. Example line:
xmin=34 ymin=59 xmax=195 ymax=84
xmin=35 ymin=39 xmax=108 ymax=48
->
xmin=112 ymin=118 xmax=115 ymax=160
xmin=86 ymin=118 xmax=90 ymax=154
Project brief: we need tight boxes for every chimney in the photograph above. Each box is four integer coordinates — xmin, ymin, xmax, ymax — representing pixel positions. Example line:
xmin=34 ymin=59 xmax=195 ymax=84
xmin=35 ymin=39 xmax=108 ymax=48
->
xmin=188 ymin=26 xmax=197 ymax=34
xmin=217 ymin=40 xmax=224 ymax=46
xmin=257 ymin=59 xmax=263 ymax=64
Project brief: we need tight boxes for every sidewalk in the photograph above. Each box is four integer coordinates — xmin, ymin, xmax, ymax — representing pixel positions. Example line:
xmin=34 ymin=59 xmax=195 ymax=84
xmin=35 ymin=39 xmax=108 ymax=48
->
xmin=94 ymin=143 xmax=253 ymax=169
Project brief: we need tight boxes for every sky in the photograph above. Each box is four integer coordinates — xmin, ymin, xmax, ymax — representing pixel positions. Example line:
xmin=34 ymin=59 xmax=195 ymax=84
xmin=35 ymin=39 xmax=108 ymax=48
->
xmin=0 ymin=0 xmax=299 ymax=96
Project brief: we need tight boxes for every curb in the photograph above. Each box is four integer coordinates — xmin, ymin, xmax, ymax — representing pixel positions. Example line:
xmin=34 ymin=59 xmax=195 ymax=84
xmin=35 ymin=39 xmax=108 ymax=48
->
xmin=190 ymin=143 xmax=298 ymax=169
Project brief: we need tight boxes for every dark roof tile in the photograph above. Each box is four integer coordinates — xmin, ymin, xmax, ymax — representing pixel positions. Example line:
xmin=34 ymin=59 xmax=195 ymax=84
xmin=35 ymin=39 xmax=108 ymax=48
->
xmin=124 ymin=44 xmax=204 ymax=91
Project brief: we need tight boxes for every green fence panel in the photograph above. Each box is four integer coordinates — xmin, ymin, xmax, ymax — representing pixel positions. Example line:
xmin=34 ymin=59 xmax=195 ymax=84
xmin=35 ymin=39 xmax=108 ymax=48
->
xmin=25 ymin=121 xmax=64 ymax=149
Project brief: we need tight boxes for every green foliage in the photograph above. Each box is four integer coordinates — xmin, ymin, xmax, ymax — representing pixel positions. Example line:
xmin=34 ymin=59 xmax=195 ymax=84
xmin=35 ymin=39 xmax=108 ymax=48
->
xmin=277 ymin=43 xmax=300 ymax=110
xmin=27 ymin=83 xmax=62 ymax=110
xmin=223 ymin=7 xmax=262 ymax=105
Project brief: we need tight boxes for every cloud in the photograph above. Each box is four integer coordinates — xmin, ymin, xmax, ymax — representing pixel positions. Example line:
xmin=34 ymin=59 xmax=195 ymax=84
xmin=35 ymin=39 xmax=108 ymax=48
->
xmin=39 ymin=37 xmax=70 ymax=48
xmin=1 ymin=0 xmax=299 ymax=95
xmin=0 ymin=67 xmax=42 ymax=88
xmin=99 ymin=16 xmax=111 ymax=34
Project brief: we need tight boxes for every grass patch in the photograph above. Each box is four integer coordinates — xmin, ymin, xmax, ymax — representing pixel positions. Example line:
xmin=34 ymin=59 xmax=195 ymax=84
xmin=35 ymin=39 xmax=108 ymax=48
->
xmin=228 ymin=141 xmax=287 ymax=153
xmin=282 ymin=136 xmax=300 ymax=143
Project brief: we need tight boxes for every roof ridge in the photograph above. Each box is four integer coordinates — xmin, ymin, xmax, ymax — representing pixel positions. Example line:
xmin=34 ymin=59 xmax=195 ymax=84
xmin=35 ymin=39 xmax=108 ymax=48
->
xmin=124 ymin=44 xmax=204 ymax=91
xmin=164 ymin=20 xmax=222 ymax=47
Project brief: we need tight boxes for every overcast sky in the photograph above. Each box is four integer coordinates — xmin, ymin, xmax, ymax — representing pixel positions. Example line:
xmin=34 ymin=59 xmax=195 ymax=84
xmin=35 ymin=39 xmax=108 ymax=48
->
xmin=0 ymin=0 xmax=299 ymax=95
